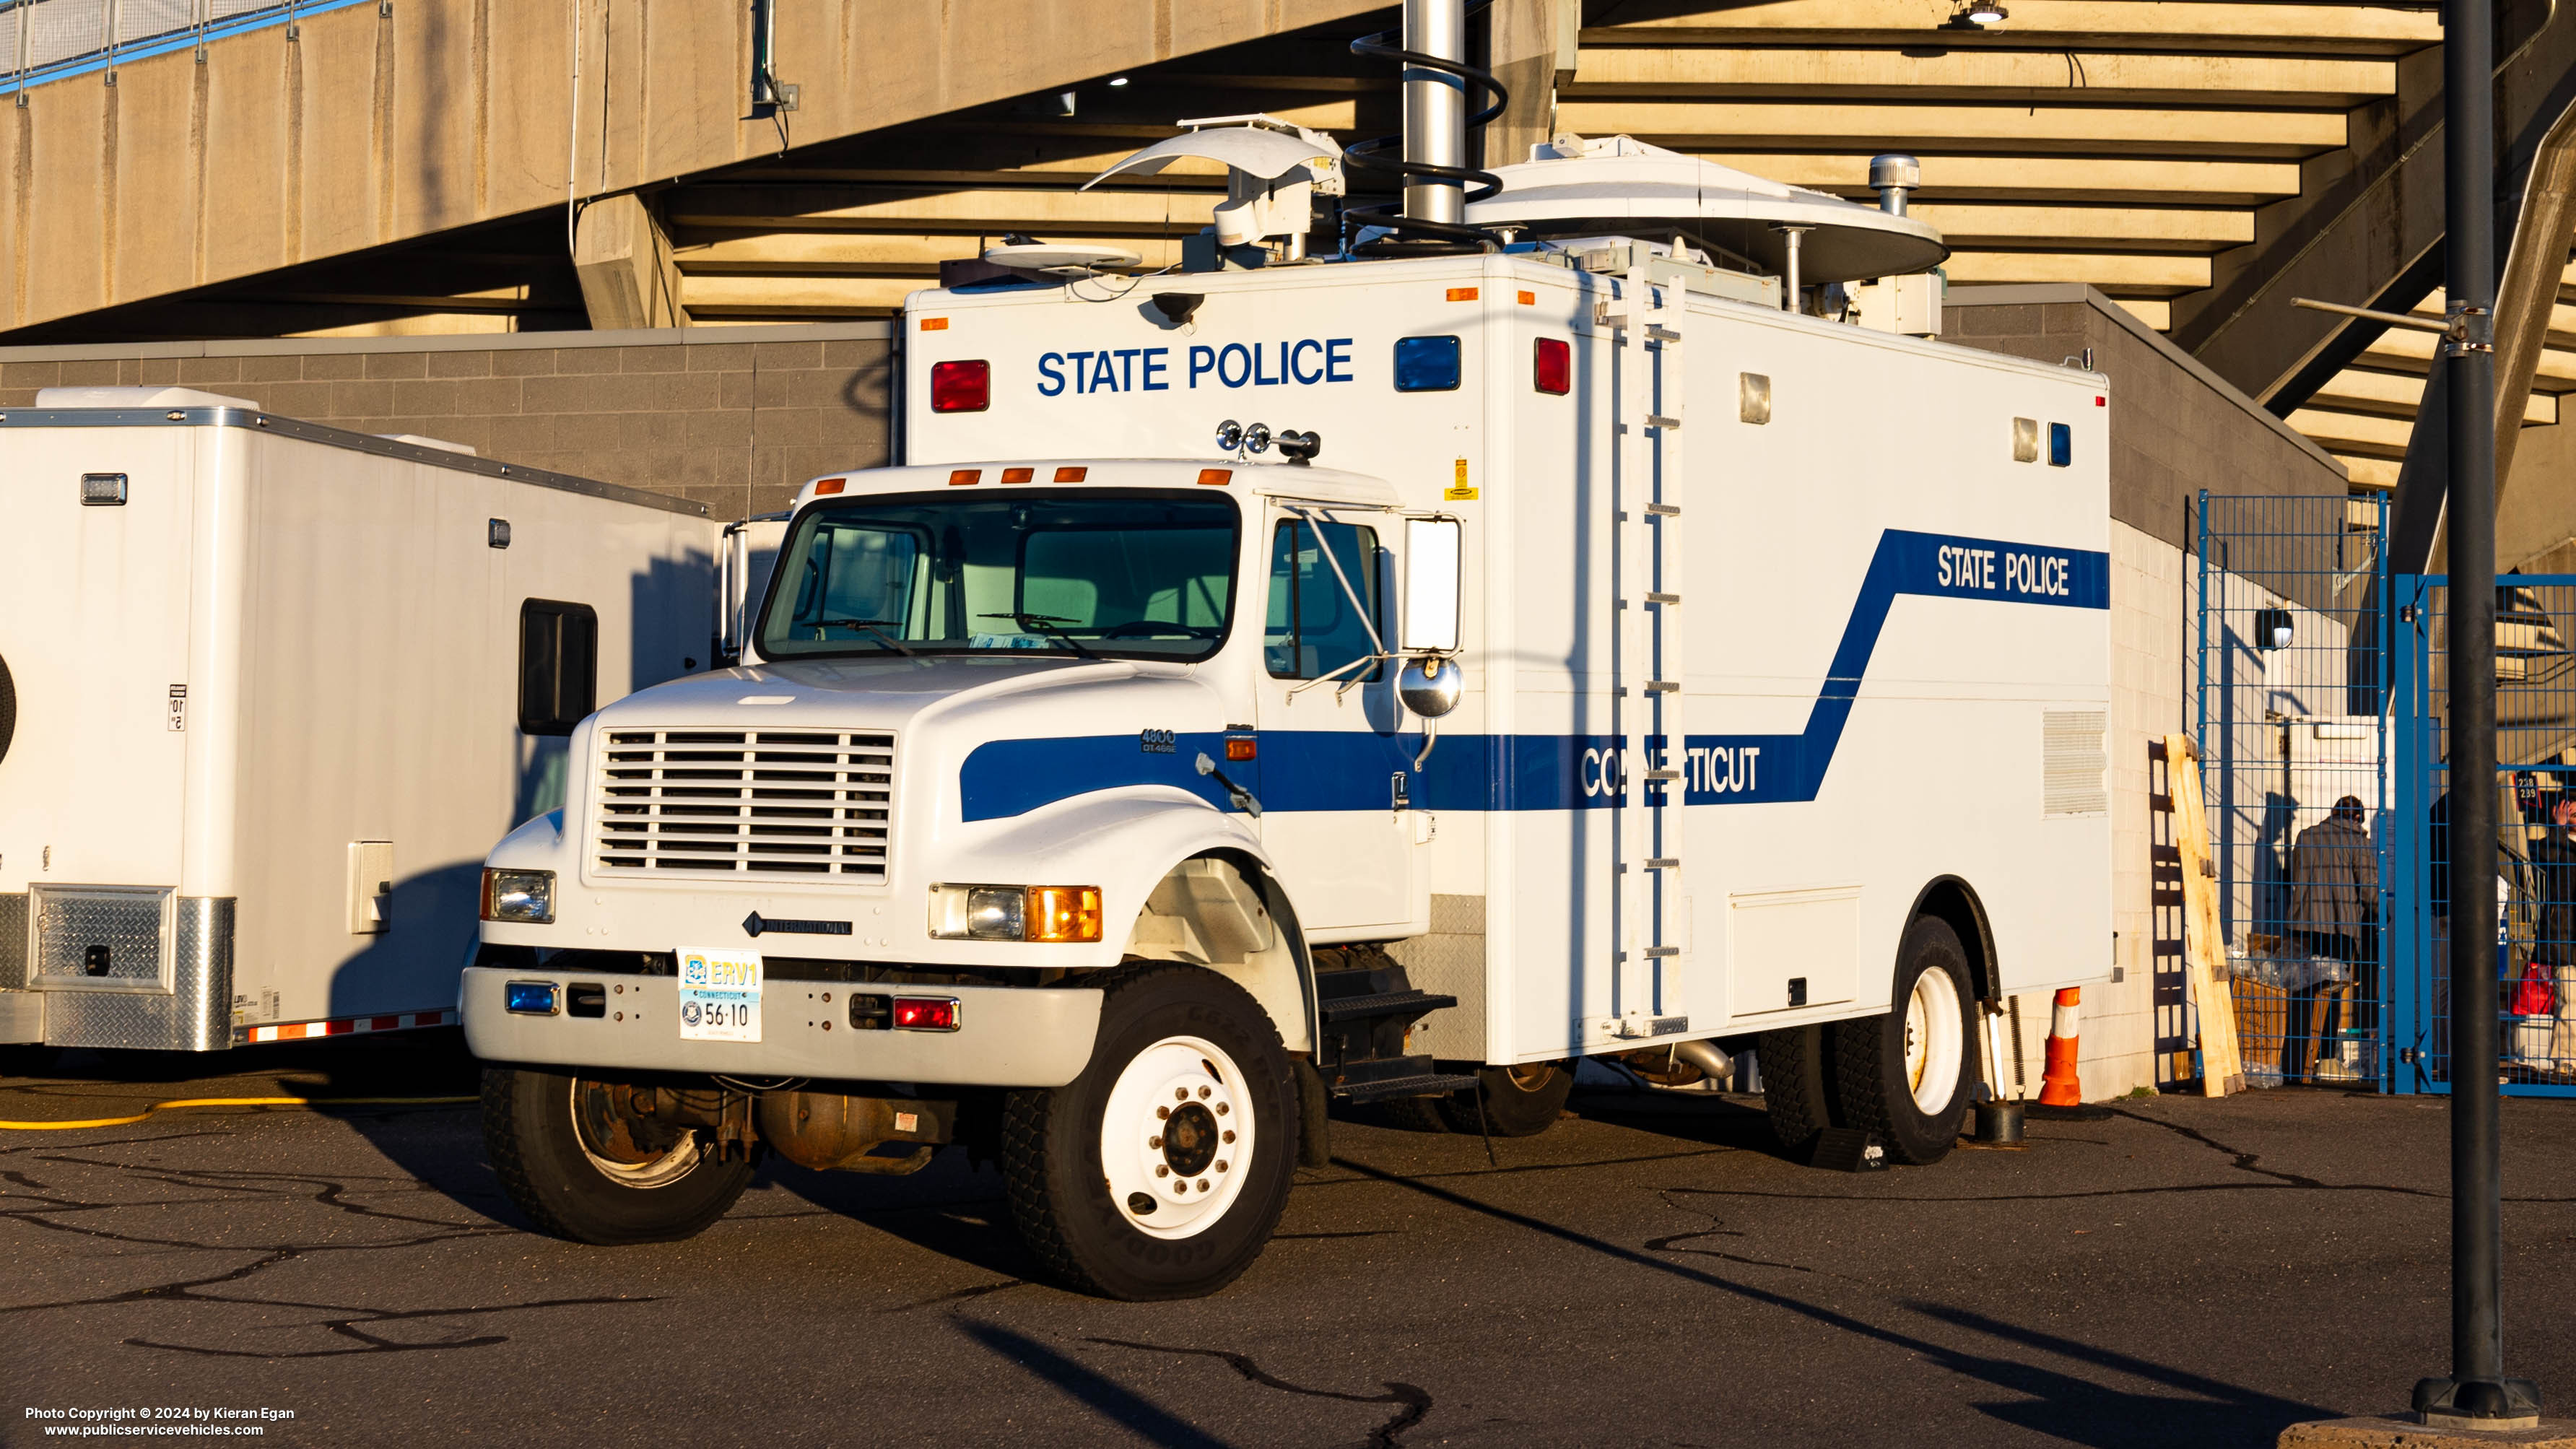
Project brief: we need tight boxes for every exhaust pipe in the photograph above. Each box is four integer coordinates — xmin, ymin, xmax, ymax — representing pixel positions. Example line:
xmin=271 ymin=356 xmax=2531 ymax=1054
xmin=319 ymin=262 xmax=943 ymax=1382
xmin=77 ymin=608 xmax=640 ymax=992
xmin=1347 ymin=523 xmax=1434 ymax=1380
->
xmin=1403 ymin=0 xmax=1467 ymax=227
xmin=1671 ymin=1038 xmax=1734 ymax=1084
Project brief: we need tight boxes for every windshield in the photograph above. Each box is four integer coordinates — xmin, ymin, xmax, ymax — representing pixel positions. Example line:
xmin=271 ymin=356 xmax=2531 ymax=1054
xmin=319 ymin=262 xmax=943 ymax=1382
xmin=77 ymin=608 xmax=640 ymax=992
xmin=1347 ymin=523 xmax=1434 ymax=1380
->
xmin=758 ymin=489 xmax=1240 ymax=662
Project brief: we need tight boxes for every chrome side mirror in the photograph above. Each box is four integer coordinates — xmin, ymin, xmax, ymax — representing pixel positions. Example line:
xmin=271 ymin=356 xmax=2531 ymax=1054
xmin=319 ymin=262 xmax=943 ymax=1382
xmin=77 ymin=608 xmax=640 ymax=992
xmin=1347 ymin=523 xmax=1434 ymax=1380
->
xmin=1398 ymin=655 xmax=1462 ymax=718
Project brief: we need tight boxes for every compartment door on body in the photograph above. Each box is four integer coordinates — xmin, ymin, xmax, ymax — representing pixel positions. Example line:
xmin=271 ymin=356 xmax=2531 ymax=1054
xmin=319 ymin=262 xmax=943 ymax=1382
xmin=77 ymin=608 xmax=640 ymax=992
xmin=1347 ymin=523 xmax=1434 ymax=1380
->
xmin=0 ymin=443 xmax=195 ymax=895
xmin=1251 ymin=507 xmax=1415 ymax=935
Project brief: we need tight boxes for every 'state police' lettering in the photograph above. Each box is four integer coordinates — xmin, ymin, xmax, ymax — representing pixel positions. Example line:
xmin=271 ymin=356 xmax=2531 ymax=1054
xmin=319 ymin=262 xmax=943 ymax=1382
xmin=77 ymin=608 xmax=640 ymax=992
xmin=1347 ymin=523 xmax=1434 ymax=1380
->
xmin=1037 ymin=339 xmax=1356 ymax=396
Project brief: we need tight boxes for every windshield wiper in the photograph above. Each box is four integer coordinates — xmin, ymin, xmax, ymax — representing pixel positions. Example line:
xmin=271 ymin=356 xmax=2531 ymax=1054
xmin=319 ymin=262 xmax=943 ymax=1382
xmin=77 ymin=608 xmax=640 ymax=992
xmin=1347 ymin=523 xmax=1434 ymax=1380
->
xmin=978 ymin=611 xmax=1099 ymax=660
xmin=816 ymin=618 xmax=918 ymax=657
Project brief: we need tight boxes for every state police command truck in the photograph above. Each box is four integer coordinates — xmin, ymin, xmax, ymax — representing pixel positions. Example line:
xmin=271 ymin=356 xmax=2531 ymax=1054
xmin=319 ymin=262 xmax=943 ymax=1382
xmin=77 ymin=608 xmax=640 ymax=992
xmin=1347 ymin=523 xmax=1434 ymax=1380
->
xmin=461 ymin=127 xmax=2113 ymax=1300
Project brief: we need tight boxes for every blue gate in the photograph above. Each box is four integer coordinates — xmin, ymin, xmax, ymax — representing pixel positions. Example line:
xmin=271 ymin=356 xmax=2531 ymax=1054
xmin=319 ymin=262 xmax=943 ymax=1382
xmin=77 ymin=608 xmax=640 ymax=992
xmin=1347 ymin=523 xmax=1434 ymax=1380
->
xmin=2190 ymin=492 xmax=2390 ymax=1090
xmin=2389 ymin=573 xmax=2576 ymax=1097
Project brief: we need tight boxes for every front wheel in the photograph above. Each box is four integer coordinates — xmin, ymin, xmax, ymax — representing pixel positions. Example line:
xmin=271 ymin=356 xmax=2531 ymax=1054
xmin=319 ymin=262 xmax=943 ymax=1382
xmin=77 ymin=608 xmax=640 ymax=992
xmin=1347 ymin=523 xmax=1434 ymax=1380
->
xmin=1833 ymin=916 xmax=1977 ymax=1165
xmin=482 ymin=1066 xmax=753 ymax=1245
xmin=1002 ymin=964 xmax=1298 ymax=1300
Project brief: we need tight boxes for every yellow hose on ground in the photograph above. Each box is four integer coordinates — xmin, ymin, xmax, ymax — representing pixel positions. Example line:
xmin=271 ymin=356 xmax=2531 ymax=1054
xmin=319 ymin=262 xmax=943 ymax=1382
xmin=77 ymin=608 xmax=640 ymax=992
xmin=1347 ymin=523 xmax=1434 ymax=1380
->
xmin=0 ymin=1095 xmax=476 ymax=1131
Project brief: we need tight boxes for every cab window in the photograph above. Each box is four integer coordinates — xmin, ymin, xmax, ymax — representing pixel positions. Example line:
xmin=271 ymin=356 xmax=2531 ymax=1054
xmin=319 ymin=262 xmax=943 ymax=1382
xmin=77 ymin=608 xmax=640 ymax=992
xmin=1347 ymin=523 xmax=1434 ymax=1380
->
xmin=1264 ymin=519 xmax=1383 ymax=681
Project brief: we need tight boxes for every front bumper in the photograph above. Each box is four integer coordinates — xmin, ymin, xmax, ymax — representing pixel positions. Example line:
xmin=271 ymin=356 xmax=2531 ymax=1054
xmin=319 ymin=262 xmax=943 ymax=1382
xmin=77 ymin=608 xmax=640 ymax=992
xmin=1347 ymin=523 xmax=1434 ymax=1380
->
xmin=458 ymin=967 xmax=1102 ymax=1087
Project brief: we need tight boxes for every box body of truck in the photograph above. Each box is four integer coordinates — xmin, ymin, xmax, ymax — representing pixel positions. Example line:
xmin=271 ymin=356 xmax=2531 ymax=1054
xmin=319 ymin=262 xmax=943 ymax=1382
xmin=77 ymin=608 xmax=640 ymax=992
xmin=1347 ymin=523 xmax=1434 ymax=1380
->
xmin=0 ymin=390 xmax=716 ymax=1051
xmin=897 ymin=250 xmax=2114 ymax=1062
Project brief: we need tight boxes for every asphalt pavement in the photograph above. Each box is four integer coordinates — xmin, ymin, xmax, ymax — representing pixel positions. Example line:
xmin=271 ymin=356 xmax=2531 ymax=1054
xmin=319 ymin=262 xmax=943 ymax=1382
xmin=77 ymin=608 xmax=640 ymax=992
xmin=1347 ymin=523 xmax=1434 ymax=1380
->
xmin=5 ymin=1035 xmax=2572 ymax=1448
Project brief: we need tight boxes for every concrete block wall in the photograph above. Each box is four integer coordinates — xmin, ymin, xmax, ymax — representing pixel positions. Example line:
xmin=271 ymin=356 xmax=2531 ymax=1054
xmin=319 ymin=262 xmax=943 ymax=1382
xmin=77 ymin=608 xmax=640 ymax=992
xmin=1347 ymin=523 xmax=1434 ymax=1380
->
xmin=0 ymin=323 xmax=895 ymax=521
xmin=1946 ymin=287 xmax=2351 ymax=1100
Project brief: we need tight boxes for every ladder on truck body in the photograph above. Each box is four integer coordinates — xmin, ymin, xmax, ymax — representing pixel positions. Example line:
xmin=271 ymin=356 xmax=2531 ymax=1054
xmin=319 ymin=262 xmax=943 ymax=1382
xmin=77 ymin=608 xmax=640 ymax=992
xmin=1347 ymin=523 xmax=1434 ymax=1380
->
xmin=1604 ymin=274 xmax=1689 ymax=1042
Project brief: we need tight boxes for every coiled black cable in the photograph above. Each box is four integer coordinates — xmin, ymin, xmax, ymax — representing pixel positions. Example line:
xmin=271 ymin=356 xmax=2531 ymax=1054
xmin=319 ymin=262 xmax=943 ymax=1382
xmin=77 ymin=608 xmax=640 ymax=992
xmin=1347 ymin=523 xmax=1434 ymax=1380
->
xmin=1341 ymin=3 xmax=1510 ymax=254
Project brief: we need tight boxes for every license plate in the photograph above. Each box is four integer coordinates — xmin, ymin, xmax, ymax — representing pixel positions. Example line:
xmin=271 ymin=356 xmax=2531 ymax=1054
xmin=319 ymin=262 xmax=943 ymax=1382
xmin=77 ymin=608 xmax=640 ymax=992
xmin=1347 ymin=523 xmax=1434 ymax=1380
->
xmin=676 ymin=948 xmax=762 ymax=1042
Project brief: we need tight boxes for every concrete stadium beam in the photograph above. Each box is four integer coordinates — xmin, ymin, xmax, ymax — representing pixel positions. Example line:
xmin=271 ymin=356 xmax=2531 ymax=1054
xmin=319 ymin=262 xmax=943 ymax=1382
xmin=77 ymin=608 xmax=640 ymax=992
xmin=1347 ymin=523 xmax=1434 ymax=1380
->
xmin=1566 ymin=45 xmax=2398 ymax=108
xmin=1549 ymin=98 xmax=2348 ymax=155
xmin=0 ymin=0 xmax=1383 ymax=336
xmin=2174 ymin=0 xmax=2575 ymax=406
xmin=1584 ymin=1 xmax=2440 ymax=53
xmin=1692 ymin=152 xmax=2303 ymax=206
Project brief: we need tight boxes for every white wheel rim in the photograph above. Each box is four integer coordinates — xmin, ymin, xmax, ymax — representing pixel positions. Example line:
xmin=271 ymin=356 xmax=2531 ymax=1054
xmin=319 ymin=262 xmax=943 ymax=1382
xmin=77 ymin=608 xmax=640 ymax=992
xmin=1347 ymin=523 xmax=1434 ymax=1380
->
xmin=1100 ymin=1034 xmax=1254 ymax=1240
xmin=1903 ymin=965 xmax=1965 ymax=1115
xmin=570 ymin=1080 xmax=706 ymax=1189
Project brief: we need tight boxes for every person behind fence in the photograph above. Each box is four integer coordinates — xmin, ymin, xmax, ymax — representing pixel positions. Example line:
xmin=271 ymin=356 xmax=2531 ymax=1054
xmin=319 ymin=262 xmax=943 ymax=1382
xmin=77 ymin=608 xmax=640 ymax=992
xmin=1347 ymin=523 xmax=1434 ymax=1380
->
xmin=2292 ymin=795 xmax=2378 ymax=967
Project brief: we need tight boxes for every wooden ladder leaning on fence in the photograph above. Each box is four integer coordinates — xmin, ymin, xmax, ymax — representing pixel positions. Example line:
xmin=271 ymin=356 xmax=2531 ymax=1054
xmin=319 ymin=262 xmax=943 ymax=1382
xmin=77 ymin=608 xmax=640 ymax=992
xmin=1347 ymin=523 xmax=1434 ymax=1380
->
xmin=2165 ymin=734 xmax=2245 ymax=1096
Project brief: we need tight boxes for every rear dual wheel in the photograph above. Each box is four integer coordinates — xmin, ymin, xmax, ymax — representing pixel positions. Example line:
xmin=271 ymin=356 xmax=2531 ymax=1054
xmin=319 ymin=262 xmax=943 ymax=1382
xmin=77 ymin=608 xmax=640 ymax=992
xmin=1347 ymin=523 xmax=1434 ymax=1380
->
xmin=1763 ymin=915 xmax=1977 ymax=1166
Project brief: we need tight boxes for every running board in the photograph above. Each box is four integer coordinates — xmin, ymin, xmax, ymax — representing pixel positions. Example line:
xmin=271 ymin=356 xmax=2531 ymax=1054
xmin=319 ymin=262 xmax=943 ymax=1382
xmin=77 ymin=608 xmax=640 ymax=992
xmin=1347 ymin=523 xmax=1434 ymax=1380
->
xmin=1330 ymin=1059 xmax=1480 ymax=1103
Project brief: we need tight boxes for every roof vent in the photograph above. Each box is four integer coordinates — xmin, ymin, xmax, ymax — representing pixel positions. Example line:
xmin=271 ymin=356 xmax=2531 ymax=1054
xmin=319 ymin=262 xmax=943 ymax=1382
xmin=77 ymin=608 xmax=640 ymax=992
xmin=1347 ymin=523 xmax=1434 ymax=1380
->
xmin=1868 ymin=154 xmax=1922 ymax=218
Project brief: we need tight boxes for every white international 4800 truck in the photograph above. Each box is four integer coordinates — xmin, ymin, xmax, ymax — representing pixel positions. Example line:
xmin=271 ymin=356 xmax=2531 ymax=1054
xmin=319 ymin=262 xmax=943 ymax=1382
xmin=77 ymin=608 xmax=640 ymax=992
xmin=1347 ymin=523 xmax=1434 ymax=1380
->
xmin=464 ymin=104 xmax=2113 ymax=1300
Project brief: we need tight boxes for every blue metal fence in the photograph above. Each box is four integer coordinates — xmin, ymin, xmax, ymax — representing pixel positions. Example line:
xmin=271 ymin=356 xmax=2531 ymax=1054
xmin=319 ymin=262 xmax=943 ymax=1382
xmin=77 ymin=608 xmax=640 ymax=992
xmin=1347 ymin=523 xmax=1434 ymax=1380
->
xmin=2192 ymin=492 xmax=2390 ymax=1090
xmin=2388 ymin=573 xmax=2576 ymax=1097
xmin=0 ymin=0 xmax=372 ymax=97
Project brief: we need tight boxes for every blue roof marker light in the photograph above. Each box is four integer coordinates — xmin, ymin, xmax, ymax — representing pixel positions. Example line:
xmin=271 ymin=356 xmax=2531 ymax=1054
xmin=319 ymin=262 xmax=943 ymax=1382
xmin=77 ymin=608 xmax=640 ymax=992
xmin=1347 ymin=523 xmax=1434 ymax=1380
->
xmin=2048 ymin=422 xmax=2073 ymax=468
xmin=1394 ymin=336 xmax=1462 ymax=393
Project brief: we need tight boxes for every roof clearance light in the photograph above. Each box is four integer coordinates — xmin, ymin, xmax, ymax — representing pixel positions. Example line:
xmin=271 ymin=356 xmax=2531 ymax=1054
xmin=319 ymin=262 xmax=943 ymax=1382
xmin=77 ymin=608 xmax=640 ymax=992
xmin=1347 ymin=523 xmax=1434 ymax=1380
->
xmin=1053 ymin=466 xmax=1089 ymax=482
xmin=814 ymin=477 xmax=846 ymax=495
xmin=1196 ymin=468 xmax=1232 ymax=486
xmin=930 ymin=359 xmax=989 ymax=413
xmin=1517 ymin=290 xmax=1536 ymax=305
xmin=1534 ymin=337 xmax=1571 ymax=396
xmin=1394 ymin=335 xmax=1463 ymax=393
xmin=949 ymin=469 xmax=982 ymax=486
xmin=1001 ymin=466 xmax=1035 ymax=484
xmin=919 ymin=317 xmax=948 ymax=331
xmin=1446 ymin=287 xmax=1479 ymax=303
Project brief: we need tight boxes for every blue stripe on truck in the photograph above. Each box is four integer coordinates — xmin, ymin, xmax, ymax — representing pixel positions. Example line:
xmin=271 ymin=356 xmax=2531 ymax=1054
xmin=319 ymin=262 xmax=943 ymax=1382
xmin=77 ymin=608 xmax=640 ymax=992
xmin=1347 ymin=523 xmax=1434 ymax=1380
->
xmin=957 ymin=528 xmax=2108 ymax=820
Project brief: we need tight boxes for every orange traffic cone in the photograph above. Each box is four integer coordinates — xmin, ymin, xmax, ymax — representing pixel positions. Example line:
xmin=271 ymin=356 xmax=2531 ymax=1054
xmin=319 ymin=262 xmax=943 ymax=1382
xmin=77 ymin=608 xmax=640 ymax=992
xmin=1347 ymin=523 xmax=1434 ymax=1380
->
xmin=2029 ymin=988 xmax=2111 ymax=1120
xmin=2038 ymin=988 xmax=2084 ymax=1106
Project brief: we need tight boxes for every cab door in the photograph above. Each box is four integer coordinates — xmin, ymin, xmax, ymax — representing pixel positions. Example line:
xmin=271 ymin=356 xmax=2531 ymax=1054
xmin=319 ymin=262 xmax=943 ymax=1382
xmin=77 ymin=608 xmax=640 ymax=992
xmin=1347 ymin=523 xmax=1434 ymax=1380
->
xmin=1250 ymin=505 xmax=1417 ymax=935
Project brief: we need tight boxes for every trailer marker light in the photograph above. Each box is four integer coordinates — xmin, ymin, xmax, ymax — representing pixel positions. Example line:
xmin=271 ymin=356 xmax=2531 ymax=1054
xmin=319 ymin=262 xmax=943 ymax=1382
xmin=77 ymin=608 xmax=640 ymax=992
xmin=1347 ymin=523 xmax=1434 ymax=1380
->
xmin=814 ymin=477 xmax=845 ymax=495
xmin=892 ymin=997 xmax=960 ymax=1031
xmin=1533 ymin=338 xmax=1570 ymax=395
xmin=1001 ymin=466 xmax=1035 ymax=484
xmin=1196 ymin=468 xmax=1232 ymax=487
xmin=1225 ymin=737 xmax=1257 ymax=762
xmin=1446 ymin=287 xmax=1479 ymax=302
xmin=1394 ymin=335 xmax=1463 ymax=392
xmin=1027 ymin=885 xmax=1104 ymax=943
xmin=949 ymin=469 xmax=982 ymax=487
xmin=1517 ymin=290 xmax=1535 ymax=305
xmin=503 ymin=981 xmax=560 ymax=1015
xmin=1053 ymin=466 xmax=1088 ymax=482
xmin=480 ymin=868 xmax=555 ymax=923
xmin=930 ymin=359 xmax=990 ymax=412
xmin=919 ymin=317 xmax=949 ymax=331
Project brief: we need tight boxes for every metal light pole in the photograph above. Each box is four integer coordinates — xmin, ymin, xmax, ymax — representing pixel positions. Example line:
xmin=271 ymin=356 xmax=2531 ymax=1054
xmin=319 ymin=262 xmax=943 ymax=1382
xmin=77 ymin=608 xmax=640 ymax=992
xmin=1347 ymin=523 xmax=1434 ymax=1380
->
xmin=2414 ymin=0 xmax=2540 ymax=1427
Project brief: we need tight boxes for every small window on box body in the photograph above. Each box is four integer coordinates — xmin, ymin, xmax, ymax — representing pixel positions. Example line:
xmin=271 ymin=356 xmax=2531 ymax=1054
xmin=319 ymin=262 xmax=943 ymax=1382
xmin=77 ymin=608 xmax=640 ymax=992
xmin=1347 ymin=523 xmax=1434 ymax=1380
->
xmin=518 ymin=599 xmax=599 ymax=736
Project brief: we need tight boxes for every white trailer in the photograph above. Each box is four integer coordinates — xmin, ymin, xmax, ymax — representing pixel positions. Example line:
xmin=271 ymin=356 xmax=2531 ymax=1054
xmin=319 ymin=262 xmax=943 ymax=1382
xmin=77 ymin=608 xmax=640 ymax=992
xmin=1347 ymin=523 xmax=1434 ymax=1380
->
xmin=0 ymin=388 xmax=718 ymax=1055
xmin=461 ymin=129 xmax=2111 ymax=1299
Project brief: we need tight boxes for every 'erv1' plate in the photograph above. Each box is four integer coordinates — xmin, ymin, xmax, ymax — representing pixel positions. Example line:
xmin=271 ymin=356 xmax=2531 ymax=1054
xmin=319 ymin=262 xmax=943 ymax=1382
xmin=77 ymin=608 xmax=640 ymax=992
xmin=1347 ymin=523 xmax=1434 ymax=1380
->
xmin=677 ymin=949 xmax=762 ymax=1042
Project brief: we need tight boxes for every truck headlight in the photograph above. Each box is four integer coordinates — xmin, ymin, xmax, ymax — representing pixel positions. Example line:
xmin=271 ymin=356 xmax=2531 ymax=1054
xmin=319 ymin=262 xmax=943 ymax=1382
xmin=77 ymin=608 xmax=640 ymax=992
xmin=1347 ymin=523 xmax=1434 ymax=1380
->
xmin=928 ymin=884 xmax=1102 ymax=942
xmin=481 ymin=869 xmax=555 ymax=923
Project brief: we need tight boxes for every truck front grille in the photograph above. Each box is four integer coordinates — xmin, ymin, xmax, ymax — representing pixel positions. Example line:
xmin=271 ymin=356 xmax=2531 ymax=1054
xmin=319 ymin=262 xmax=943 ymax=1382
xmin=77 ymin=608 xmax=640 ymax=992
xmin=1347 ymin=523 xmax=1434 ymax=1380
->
xmin=593 ymin=728 xmax=894 ymax=882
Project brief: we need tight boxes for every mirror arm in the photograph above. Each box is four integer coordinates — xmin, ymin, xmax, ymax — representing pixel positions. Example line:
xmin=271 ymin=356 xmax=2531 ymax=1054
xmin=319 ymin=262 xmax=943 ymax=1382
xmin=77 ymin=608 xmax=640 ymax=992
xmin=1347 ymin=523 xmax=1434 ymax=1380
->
xmin=1413 ymin=715 xmax=1440 ymax=770
xmin=1282 ymin=504 xmax=1389 ymax=659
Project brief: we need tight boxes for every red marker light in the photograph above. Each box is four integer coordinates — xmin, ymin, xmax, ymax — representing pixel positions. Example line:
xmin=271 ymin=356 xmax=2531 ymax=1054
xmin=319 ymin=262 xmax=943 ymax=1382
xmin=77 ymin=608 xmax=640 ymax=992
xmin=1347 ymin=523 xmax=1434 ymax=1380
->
xmin=1533 ymin=337 xmax=1571 ymax=395
xmin=892 ymin=997 xmax=960 ymax=1032
xmin=930 ymin=360 xmax=990 ymax=413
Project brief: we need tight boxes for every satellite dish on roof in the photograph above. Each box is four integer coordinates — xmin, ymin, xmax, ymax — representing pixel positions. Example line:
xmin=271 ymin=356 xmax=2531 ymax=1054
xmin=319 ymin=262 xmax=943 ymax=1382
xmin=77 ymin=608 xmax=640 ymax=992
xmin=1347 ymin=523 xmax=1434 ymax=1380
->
xmin=1468 ymin=135 xmax=1946 ymax=284
xmin=981 ymin=242 xmax=1144 ymax=278
xmin=1090 ymin=114 xmax=1345 ymax=260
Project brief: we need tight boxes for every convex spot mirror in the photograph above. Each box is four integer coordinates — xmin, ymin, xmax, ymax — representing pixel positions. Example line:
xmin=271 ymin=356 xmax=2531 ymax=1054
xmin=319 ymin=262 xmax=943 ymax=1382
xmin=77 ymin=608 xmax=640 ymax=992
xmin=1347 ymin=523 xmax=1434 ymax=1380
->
xmin=1398 ymin=656 xmax=1462 ymax=718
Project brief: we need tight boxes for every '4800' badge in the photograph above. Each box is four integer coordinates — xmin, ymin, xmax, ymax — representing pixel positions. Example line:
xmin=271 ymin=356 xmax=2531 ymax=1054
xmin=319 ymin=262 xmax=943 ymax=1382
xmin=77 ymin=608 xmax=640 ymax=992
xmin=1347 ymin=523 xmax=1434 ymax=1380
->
xmin=677 ymin=948 xmax=762 ymax=1042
